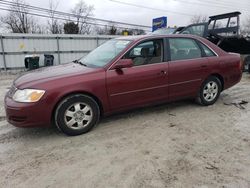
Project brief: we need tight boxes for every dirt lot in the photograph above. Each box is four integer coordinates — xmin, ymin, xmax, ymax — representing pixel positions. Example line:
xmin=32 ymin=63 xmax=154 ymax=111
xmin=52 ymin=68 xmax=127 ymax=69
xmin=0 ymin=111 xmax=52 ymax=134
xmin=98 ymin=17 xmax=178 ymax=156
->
xmin=0 ymin=73 xmax=250 ymax=188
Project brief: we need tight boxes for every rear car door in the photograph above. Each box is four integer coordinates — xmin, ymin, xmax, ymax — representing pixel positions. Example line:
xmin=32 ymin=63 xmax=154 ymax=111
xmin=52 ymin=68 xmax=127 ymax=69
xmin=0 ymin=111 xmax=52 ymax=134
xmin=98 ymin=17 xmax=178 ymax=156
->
xmin=168 ymin=37 xmax=209 ymax=100
xmin=106 ymin=39 xmax=169 ymax=110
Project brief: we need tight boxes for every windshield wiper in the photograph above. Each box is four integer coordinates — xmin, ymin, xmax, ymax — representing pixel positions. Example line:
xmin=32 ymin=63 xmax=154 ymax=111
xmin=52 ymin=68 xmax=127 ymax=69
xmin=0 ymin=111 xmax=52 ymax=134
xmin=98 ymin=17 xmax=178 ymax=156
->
xmin=73 ymin=59 xmax=87 ymax=66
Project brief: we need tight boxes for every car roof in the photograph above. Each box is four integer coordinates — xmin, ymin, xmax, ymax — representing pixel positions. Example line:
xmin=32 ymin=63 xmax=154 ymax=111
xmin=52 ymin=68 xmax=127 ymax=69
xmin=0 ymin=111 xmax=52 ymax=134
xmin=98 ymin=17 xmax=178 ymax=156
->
xmin=116 ymin=34 xmax=203 ymax=42
xmin=115 ymin=34 xmax=226 ymax=56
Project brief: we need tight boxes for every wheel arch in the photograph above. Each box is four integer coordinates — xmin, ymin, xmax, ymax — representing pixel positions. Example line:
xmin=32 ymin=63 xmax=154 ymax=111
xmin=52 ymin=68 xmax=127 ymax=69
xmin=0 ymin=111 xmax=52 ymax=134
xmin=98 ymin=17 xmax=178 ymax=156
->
xmin=209 ymin=73 xmax=224 ymax=91
xmin=51 ymin=91 xmax=104 ymax=124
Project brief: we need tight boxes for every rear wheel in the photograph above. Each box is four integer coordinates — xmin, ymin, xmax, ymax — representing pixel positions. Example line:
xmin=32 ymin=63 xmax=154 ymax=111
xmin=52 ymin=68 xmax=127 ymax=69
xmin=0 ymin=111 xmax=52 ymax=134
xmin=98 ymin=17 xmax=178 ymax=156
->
xmin=196 ymin=76 xmax=222 ymax=106
xmin=55 ymin=94 xmax=100 ymax=136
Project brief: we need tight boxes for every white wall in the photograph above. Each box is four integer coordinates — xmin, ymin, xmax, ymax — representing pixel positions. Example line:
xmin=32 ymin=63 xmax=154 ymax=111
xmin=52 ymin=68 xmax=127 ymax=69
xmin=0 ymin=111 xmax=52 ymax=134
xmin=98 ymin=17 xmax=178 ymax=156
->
xmin=0 ymin=34 xmax=116 ymax=70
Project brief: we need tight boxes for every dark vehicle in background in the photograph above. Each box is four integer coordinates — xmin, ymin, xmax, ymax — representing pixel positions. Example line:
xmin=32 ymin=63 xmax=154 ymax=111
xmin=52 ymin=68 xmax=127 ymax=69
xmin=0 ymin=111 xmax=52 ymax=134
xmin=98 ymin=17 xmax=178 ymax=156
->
xmin=153 ymin=12 xmax=250 ymax=72
xmin=5 ymin=35 xmax=242 ymax=136
xmin=151 ymin=27 xmax=184 ymax=35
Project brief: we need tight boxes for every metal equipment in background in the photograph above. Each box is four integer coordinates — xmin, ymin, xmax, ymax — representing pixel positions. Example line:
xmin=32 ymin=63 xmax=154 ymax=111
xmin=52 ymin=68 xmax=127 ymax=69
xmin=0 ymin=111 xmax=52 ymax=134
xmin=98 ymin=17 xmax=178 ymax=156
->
xmin=178 ymin=12 xmax=250 ymax=73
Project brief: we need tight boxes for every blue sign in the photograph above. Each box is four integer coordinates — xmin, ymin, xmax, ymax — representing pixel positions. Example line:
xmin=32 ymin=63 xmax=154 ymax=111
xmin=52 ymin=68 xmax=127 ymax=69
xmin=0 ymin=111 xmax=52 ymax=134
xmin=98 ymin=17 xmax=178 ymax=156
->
xmin=152 ymin=17 xmax=167 ymax=32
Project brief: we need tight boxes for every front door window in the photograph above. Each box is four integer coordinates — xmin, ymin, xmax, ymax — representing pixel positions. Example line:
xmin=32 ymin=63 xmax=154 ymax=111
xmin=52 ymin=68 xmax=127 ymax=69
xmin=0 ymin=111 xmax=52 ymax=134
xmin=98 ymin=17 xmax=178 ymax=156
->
xmin=124 ymin=39 xmax=163 ymax=66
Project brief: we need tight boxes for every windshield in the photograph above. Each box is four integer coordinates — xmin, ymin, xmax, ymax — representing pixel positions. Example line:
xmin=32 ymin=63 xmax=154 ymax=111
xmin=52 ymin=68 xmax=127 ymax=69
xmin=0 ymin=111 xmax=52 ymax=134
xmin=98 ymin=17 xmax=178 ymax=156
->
xmin=152 ymin=28 xmax=176 ymax=35
xmin=78 ymin=39 xmax=131 ymax=67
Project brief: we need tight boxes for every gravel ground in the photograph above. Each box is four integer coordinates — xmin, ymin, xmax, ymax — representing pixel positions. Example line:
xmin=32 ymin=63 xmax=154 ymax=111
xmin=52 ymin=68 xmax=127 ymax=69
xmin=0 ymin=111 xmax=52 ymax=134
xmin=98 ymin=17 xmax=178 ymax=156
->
xmin=0 ymin=73 xmax=250 ymax=188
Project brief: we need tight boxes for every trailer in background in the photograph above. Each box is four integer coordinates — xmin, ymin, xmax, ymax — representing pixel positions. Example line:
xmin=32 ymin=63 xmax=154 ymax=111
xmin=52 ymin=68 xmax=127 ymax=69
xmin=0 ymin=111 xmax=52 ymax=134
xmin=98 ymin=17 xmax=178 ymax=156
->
xmin=152 ymin=12 xmax=250 ymax=73
xmin=178 ymin=12 xmax=250 ymax=72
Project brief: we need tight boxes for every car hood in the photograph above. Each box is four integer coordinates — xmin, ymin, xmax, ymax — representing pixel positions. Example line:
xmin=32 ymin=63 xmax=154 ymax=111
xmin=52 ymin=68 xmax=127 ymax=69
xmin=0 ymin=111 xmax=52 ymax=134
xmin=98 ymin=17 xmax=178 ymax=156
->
xmin=14 ymin=63 xmax=97 ymax=88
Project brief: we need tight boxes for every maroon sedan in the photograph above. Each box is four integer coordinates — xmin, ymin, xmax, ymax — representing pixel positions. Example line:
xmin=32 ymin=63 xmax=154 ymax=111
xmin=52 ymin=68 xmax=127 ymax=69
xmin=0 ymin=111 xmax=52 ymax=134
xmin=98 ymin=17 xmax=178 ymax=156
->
xmin=4 ymin=35 xmax=242 ymax=136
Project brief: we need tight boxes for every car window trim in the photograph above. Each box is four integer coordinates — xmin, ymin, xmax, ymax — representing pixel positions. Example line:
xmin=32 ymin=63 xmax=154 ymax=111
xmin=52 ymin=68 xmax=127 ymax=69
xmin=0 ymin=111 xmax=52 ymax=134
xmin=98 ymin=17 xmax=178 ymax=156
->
xmin=164 ymin=37 xmax=171 ymax=62
xmin=197 ymin=40 xmax=218 ymax=57
xmin=108 ymin=60 xmax=169 ymax=72
xmin=168 ymin=57 xmax=208 ymax=63
xmin=194 ymin=39 xmax=207 ymax=57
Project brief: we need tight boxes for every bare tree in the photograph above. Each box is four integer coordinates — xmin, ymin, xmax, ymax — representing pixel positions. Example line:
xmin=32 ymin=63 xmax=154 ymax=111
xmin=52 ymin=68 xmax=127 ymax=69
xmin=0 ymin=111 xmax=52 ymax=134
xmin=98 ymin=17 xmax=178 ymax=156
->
xmin=0 ymin=0 xmax=37 ymax=33
xmin=64 ymin=22 xmax=79 ymax=34
xmin=130 ymin=28 xmax=146 ymax=35
xmin=29 ymin=18 xmax=46 ymax=33
xmin=95 ymin=22 xmax=120 ymax=35
xmin=190 ymin=15 xmax=208 ymax=24
xmin=47 ymin=0 xmax=62 ymax=34
xmin=109 ymin=25 xmax=117 ymax=35
xmin=95 ymin=25 xmax=109 ymax=35
xmin=71 ymin=0 xmax=94 ymax=34
xmin=241 ymin=16 xmax=250 ymax=36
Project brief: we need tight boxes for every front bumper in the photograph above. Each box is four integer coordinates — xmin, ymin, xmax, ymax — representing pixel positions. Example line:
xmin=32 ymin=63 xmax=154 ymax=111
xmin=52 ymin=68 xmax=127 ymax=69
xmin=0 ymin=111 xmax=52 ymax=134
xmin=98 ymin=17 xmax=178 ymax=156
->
xmin=4 ymin=95 xmax=52 ymax=128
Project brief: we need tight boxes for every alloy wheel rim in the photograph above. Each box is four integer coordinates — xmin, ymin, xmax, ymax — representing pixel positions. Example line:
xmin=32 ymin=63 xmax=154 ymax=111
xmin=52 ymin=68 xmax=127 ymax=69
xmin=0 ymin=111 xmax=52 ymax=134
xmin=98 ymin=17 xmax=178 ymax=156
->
xmin=203 ymin=81 xmax=218 ymax=102
xmin=64 ymin=102 xmax=93 ymax=129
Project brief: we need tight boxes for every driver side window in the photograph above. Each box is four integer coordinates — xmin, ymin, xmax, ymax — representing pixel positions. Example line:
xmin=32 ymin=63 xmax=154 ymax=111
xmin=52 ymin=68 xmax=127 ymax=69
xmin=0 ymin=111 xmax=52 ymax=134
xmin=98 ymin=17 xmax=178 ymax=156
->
xmin=182 ymin=25 xmax=205 ymax=37
xmin=123 ymin=39 xmax=163 ymax=66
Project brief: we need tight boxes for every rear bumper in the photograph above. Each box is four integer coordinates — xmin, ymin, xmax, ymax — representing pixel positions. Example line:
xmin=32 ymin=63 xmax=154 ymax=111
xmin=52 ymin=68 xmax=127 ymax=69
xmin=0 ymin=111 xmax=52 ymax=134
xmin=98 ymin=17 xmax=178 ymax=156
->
xmin=4 ymin=95 xmax=51 ymax=128
xmin=224 ymin=70 xmax=242 ymax=90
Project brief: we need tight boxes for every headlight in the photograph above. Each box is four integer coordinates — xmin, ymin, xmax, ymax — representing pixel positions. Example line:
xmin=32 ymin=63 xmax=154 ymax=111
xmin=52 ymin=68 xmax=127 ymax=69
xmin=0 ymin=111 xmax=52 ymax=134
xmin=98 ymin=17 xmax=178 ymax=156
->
xmin=13 ymin=89 xmax=45 ymax=103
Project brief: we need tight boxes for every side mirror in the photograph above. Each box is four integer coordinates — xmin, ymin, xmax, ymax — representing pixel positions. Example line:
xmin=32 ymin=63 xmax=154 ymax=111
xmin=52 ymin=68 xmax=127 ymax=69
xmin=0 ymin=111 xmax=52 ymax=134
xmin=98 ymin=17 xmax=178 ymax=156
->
xmin=113 ymin=59 xmax=133 ymax=69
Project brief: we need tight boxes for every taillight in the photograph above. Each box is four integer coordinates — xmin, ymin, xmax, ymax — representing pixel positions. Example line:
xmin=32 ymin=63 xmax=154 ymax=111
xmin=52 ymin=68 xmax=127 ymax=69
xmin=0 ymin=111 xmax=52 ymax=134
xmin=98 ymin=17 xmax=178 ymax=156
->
xmin=228 ymin=53 xmax=242 ymax=71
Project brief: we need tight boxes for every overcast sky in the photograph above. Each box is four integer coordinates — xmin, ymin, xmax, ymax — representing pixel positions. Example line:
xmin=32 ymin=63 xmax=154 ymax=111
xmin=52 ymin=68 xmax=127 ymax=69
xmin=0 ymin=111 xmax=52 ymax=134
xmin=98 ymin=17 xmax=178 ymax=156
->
xmin=1 ymin=0 xmax=250 ymax=29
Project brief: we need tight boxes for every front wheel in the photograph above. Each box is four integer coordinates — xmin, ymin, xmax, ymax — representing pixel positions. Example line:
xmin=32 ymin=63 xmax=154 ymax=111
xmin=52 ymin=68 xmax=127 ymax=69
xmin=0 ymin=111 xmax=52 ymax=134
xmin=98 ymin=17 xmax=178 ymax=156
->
xmin=196 ymin=76 xmax=222 ymax=106
xmin=55 ymin=94 xmax=100 ymax=136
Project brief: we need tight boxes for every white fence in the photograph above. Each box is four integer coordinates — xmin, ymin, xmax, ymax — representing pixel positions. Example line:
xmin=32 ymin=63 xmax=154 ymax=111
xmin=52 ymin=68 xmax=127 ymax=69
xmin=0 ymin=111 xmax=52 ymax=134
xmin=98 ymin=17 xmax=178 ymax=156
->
xmin=0 ymin=33 xmax=115 ymax=71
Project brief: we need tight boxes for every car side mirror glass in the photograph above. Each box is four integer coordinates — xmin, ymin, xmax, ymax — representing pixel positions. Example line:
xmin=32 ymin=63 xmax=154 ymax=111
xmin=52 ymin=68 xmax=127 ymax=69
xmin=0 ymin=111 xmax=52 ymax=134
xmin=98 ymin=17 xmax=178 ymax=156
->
xmin=113 ymin=59 xmax=133 ymax=69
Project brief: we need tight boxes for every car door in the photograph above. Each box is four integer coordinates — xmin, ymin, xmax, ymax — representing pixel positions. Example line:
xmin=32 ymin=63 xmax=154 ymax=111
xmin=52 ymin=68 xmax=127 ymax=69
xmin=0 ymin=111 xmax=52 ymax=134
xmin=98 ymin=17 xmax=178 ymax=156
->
xmin=168 ymin=37 xmax=209 ymax=100
xmin=106 ymin=39 xmax=169 ymax=110
xmin=179 ymin=23 xmax=208 ymax=37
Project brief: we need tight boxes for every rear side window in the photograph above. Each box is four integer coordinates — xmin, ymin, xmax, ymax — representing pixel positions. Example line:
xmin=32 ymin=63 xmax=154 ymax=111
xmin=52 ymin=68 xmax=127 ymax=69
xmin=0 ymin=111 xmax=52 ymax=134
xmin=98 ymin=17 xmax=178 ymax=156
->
xmin=199 ymin=42 xmax=217 ymax=57
xmin=169 ymin=38 xmax=202 ymax=61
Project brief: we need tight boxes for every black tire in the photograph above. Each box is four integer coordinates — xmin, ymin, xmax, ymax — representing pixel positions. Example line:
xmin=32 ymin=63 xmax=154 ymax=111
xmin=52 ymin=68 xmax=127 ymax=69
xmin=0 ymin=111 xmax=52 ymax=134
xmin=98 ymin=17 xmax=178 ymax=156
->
xmin=196 ymin=76 xmax=222 ymax=106
xmin=55 ymin=94 xmax=100 ymax=136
